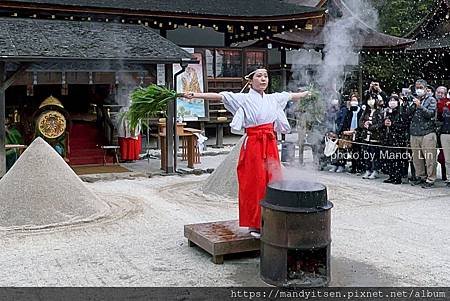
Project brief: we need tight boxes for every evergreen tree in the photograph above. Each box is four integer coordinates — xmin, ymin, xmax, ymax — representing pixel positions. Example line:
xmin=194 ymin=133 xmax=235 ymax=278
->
xmin=361 ymin=0 xmax=436 ymax=92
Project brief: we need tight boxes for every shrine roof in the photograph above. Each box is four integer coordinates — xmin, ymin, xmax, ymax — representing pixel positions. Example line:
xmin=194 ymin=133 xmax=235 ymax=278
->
xmin=1 ymin=0 xmax=323 ymax=20
xmin=0 ymin=17 xmax=192 ymax=63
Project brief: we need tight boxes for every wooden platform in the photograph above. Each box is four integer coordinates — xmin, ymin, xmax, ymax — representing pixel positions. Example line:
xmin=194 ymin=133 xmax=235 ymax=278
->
xmin=184 ymin=220 xmax=260 ymax=264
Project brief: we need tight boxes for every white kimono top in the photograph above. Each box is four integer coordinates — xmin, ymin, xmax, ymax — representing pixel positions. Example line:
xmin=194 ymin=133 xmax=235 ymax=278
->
xmin=219 ymin=88 xmax=292 ymax=134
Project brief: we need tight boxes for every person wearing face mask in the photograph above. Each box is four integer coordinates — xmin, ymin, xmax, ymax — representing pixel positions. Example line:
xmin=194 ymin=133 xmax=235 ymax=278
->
xmin=359 ymin=95 xmax=383 ymax=179
xmin=401 ymin=85 xmax=417 ymax=182
xmin=340 ymin=94 xmax=364 ymax=174
xmin=381 ymin=95 xmax=408 ymax=184
xmin=409 ymin=79 xmax=437 ymax=188
xmin=184 ymin=67 xmax=311 ymax=238
xmin=363 ymin=79 xmax=388 ymax=109
xmin=436 ymin=86 xmax=450 ymax=186
xmin=333 ymin=98 xmax=347 ymax=132
xmin=328 ymin=98 xmax=348 ymax=173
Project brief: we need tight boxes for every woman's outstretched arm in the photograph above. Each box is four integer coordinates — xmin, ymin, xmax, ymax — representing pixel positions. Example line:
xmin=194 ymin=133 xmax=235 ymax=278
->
xmin=290 ymin=91 xmax=311 ymax=101
xmin=183 ymin=92 xmax=223 ymax=101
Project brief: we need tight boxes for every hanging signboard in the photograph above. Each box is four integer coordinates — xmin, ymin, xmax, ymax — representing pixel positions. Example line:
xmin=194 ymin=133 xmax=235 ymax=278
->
xmin=173 ymin=52 xmax=209 ymax=121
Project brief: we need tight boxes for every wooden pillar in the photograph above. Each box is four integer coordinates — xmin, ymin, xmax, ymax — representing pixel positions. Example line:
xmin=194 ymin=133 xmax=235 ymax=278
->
xmin=216 ymin=123 xmax=224 ymax=147
xmin=165 ymin=64 xmax=173 ymax=90
xmin=166 ymin=98 xmax=176 ymax=173
xmin=0 ymin=61 xmax=6 ymax=177
xmin=165 ymin=64 xmax=175 ymax=173
xmin=281 ymin=49 xmax=287 ymax=91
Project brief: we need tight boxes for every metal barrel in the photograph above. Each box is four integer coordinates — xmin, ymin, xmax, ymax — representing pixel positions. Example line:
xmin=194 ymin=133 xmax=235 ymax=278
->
xmin=260 ymin=180 xmax=333 ymax=287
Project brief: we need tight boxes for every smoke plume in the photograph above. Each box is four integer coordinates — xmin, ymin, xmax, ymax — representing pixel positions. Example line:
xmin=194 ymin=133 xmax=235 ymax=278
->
xmin=289 ymin=0 xmax=380 ymax=168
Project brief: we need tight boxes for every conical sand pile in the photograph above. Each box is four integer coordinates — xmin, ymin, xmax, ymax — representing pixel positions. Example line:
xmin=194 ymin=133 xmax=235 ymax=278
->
xmin=0 ymin=137 xmax=109 ymax=230
xmin=202 ymin=136 xmax=244 ymax=199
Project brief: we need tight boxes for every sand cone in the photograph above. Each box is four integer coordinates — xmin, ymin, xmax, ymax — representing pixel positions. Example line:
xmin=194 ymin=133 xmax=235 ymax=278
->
xmin=0 ymin=137 xmax=109 ymax=229
xmin=201 ymin=136 xmax=245 ymax=198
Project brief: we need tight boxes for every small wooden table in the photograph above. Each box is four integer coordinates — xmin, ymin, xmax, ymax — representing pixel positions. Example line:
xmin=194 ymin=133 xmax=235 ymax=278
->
xmin=183 ymin=127 xmax=202 ymax=134
xmin=100 ymin=145 xmax=120 ymax=165
xmin=159 ymin=132 xmax=197 ymax=169
xmin=183 ymin=128 xmax=202 ymax=164
xmin=184 ymin=220 xmax=260 ymax=264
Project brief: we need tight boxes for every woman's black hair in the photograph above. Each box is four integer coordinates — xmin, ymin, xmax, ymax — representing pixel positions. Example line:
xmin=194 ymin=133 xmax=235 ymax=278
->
xmin=245 ymin=66 xmax=268 ymax=80
xmin=390 ymin=94 xmax=400 ymax=102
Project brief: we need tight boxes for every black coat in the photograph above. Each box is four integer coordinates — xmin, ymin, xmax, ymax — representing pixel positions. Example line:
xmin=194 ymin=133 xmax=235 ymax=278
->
xmin=381 ymin=107 xmax=408 ymax=147
xmin=359 ymin=108 xmax=383 ymax=142
xmin=340 ymin=107 xmax=363 ymax=139
xmin=335 ymin=104 xmax=348 ymax=133
xmin=401 ymin=99 xmax=416 ymax=140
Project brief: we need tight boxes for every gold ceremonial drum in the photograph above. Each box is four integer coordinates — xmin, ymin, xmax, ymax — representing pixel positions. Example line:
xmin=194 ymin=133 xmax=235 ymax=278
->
xmin=34 ymin=95 xmax=70 ymax=158
xmin=37 ymin=110 xmax=67 ymax=139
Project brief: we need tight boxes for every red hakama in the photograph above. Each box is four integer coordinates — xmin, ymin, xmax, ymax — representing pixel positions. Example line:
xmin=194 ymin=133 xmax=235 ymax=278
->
xmin=237 ymin=123 xmax=281 ymax=229
xmin=118 ymin=135 xmax=142 ymax=161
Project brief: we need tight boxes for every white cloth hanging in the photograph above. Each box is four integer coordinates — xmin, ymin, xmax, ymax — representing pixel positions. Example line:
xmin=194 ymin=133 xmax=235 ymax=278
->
xmin=193 ymin=132 xmax=208 ymax=153
xmin=324 ymin=135 xmax=338 ymax=157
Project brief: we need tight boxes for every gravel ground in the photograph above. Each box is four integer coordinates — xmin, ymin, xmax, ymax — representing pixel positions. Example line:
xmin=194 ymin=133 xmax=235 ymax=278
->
xmin=0 ymin=142 xmax=449 ymax=286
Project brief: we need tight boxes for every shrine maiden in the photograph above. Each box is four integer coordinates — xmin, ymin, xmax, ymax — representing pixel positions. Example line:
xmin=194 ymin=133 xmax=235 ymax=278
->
xmin=184 ymin=68 xmax=310 ymax=237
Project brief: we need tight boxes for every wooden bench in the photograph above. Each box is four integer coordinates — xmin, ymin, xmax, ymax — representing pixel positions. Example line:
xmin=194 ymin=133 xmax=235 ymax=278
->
xmin=184 ymin=220 xmax=260 ymax=264
xmin=100 ymin=145 xmax=120 ymax=165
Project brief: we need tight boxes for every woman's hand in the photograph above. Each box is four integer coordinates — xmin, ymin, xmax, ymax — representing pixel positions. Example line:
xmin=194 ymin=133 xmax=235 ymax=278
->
xmin=183 ymin=92 xmax=195 ymax=99
xmin=343 ymin=130 xmax=354 ymax=135
xmin=291 ymin=90 xmax=312 ymax=101
xmin=298 ymin=91 xmax=312 ymax=98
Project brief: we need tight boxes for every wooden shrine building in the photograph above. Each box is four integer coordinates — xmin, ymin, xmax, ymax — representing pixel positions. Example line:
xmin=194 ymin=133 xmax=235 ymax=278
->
xmin=0 ymin=0 xmax=326 ymax=174
xmin=0 ymin=9 xmax=194 ymax=175
xmin=237 ymin=0 xmax=415 ymax=98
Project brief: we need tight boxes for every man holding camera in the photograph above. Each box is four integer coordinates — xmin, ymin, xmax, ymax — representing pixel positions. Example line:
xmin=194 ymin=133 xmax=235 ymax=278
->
xmin=409 ymin=79 xmax=437 ymax=188
xmin=363 ymin=80 xmax=388 ymax=108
